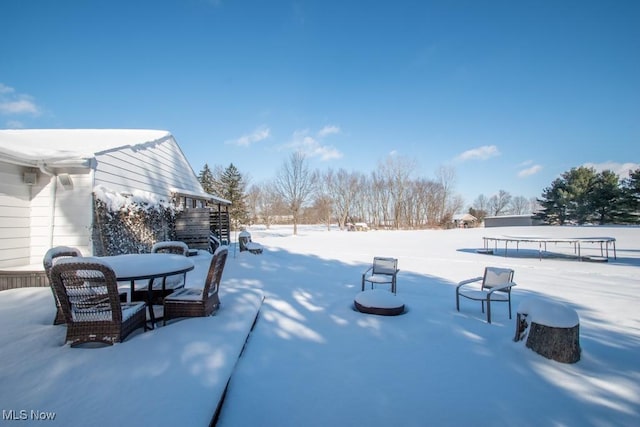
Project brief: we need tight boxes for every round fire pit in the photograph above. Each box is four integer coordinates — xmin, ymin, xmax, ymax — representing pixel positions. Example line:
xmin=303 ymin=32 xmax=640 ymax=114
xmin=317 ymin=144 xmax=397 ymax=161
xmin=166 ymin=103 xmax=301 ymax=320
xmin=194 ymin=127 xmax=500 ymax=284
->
xmin=354 ymin=289 xmax=405 ymax=316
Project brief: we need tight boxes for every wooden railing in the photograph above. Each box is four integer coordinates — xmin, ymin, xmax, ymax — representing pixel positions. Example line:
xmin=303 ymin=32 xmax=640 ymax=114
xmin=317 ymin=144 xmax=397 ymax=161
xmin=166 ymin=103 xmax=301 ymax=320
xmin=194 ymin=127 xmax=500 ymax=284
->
xmin=0 ymin=270 xmax=48 ymax=292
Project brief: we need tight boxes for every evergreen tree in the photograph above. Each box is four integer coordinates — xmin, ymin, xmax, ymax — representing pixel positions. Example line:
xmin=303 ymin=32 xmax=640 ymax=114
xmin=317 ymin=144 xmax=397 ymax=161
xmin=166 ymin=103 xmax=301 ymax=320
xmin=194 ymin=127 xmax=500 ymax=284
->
xmin=588 ymin=170 xmax=621 ymax=224
xmin=197 ymin=164 xmax=215 ymax=194
xmin=564 ymin=166 xmax=597 ymax=224
xmin=535 ymin=166 xmax=639 ymax=225
xmin=535 ymin=167 xmax=598 ymax=225
xmin=218 ymin=163 xmax=249 ymax=227
xmin=535 ymin=177 xmax=571 ymax=225
xmin=620 ymin=168 xmax=640 ymax=223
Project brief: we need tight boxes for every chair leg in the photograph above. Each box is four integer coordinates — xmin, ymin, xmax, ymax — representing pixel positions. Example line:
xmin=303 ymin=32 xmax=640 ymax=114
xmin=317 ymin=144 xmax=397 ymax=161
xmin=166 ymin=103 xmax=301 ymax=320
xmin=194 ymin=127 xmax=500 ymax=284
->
xmin=486 ymin=298 xmax=492 ymax=324
xmin=456 ymin=291 xmax=460 ymax=312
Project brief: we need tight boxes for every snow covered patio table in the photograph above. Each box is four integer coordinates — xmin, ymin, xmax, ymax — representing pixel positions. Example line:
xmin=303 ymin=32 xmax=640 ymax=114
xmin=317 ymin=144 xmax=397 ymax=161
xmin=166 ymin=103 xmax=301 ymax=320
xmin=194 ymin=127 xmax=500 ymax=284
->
xmin=100 ymin=253 xmax=195 ymax=327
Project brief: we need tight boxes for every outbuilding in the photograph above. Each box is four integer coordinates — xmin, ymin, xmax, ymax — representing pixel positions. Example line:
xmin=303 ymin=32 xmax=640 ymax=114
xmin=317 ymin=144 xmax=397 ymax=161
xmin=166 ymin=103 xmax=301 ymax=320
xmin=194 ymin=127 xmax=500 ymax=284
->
xmin=483 ymin=214 xmax=541 ymax=227
xmin=452 ymin=213 xmax=478 ymax=228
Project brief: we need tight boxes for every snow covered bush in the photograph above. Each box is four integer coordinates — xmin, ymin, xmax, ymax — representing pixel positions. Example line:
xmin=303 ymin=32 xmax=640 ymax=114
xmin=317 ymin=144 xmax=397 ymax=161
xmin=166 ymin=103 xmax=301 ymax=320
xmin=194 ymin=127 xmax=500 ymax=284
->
xmin=92 ymin=185 xmax=179 ymax=256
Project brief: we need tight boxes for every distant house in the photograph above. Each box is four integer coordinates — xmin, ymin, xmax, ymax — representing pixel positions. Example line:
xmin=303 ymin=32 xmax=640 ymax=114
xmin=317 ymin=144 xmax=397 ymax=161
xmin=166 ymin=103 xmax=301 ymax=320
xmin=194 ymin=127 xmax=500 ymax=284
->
xmin=483 ymin=214 xmax=541 ymax=227
xmin=346 ymin=222 xmax=369 ymax=231
xmin=0 ymin=129 xmax=228 ymax=270
xmin=452 ymin=213 xmax=477 ymax=228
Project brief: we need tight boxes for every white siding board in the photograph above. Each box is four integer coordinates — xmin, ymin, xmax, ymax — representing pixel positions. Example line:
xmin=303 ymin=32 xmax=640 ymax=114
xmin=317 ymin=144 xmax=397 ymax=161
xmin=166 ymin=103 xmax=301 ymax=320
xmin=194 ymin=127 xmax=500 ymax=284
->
xmin=0 ymin=185 xmax=31 ymax=203
xmin=0 ymin=166 xmax=32 ymax=186
xmin=131 ymin=137 xmax=194 ymax=180
xmin=105 ymin=150 xmax=198 ymax=185
xmin=28 ymin=171 xmax=94 ymax=264
xmin=93 ymin=137 xmax=203 ymax=198
xmin=0 ymin=219 xmax=30 ymax=237
xmin=0 ymin=162 xmax=32 ymax=267
xmin=0 ymin=247 xmax=31 ymax=268
xmin=0 ymin=205 xmax=30 ymax=218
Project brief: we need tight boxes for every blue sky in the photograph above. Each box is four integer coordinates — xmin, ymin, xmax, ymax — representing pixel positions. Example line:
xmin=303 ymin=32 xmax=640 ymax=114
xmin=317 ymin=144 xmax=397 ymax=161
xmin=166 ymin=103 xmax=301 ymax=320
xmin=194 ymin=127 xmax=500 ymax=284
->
xmin=1 ymin=0 xmax=638 ymax=207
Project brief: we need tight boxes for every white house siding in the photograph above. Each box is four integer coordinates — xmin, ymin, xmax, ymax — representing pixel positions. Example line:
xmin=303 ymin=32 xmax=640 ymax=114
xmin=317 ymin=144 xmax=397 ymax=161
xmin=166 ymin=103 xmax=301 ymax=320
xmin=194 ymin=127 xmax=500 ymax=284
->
xmin=0 ymin=129 xmax=208 ymax=269
xmin=93 ymin=136 xmax=201 ymax=201
xmin=0 ymin=163 xmax=32 ymax=268
xmin=28 ymin=168 xmax=94 ymax=265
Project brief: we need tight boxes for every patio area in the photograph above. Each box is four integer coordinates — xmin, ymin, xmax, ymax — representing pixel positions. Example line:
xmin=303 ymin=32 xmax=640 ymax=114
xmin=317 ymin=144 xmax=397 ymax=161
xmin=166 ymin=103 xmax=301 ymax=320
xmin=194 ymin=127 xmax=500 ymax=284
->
xmin=1 ymin=225 xmax=639 ymax=426
xmin=0 ymin=250 xmax=263 ymax=426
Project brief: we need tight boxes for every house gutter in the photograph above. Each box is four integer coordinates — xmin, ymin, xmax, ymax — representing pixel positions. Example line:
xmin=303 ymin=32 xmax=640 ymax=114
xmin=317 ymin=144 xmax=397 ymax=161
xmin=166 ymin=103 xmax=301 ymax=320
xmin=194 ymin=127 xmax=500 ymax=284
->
xmin=37 ymin=162 xmax=57 ymax=249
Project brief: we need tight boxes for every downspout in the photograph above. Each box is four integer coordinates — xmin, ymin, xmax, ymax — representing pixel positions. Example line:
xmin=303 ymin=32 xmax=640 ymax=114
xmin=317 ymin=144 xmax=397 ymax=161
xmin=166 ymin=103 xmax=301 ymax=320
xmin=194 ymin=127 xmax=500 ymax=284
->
xmin=38 ymin=162 xmax=56 ymax=249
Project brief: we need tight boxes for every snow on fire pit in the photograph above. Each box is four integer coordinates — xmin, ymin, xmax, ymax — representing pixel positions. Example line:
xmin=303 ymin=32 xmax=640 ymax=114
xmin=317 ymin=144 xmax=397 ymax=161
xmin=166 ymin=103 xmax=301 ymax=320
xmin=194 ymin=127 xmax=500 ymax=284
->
xmin=354 ymin=289 xmax=405 ymax=316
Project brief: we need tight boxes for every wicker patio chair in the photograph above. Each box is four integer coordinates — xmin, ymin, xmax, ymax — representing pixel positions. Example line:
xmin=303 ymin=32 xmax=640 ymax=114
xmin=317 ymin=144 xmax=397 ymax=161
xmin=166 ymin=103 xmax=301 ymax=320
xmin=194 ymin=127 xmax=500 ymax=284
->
xmin=43 ymin=246 xmax=82 ymax=325
xmin=151 ymin=241 xmax=189 ymax=256
xmin=209 ymin=232 xmax=221 ymax=253
xmin=163 ymin=246 xmax=228 ymax=325
xmin=49 ymin=258 xmax=147 ymax=346
xmin=362 ymin=257 xmax=399 ymax=294
xmin=146 ymin=240 xmax=190 ymax=293
xmin=455 ymin=266 xmax=516 ymax=324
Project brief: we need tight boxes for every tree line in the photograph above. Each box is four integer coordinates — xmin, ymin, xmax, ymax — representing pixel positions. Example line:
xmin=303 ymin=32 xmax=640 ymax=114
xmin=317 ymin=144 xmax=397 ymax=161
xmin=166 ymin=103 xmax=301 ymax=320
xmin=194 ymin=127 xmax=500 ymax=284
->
xmin=198 ymin=154 xmax=640 ymax=233
xmin=198 ymin=152 xmax=522 ymax=234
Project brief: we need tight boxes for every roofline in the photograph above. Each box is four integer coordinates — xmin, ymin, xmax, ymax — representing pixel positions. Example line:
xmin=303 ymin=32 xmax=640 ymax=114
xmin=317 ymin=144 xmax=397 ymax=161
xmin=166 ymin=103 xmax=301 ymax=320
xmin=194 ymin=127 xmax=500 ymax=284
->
xmin=170 ymin=188 xmax=231 ymax=205
xmin=0 ymin=152 xmax=91 ymax=169
xmin=0 ymin=129 xmax=171 ymax=164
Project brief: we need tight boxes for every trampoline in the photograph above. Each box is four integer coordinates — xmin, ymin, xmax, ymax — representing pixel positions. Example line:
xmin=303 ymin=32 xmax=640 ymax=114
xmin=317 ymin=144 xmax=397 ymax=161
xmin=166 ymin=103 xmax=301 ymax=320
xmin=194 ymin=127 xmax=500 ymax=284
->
xmin=481 ymin=235 xmax=617 ymax=261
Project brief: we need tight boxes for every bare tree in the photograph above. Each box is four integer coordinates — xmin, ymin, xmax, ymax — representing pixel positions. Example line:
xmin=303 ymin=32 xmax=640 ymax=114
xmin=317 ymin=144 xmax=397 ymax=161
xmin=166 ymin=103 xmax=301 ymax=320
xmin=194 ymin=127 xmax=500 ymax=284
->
xmin=368 ymin=169 xmax=389 ymax=228
xmin=446 ymin=194 xmax=465 ymax=225
xmin=274 ymin=151 xmax=316 ymax=235
xmin=529 ymin=197 xmax=542 ymax=214
xmin=326 ymin=168 xmax=362 ymax=229
xmin=379 ymin=155 xmax=416 ymax=229
xmin=314 ymin=170 xmax=334 ymax=230
xmin=435 ymin=165 xmax=457 ymax=226
xmin=488 ymin=190 xmax=512 ymax=216
xmin=353 ymin=173 xmax=369 ymax=222
xmin=423 ymin=181 xmax=445 ymax=227
xmin=310 ymin=195 xmax=333 ymax=230
xmin=471 ymin=194 xmax=490 ymax=222
xmin=246 ymin=184 xmax=261 ymax=225
xmin=509 ymin=196 xmax=531 ymax=215
xmin=258 ymin=181 xmax=281 ymax=229
xmin=472 ymin=194 xmax=489 ymax=213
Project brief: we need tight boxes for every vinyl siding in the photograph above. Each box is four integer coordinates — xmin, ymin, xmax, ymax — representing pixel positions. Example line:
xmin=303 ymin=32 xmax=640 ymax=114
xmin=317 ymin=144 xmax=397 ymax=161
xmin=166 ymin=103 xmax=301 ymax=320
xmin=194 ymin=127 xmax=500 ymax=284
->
xmin=1 ymin=131 xmax=205 ymax=268
xmin=93 ymin=136 xmax=201 ymax=200
xmin=28 ymin=170 xmax=94 ymax=264
xmin=0 ymin=163 xmax=33 ymax=267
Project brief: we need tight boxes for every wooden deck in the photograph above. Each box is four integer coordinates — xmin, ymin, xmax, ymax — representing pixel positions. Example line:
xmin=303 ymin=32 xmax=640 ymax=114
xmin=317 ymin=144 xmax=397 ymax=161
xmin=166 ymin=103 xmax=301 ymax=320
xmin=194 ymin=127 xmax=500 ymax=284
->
xmin=0 ymin=270 xmax=48 ymax=292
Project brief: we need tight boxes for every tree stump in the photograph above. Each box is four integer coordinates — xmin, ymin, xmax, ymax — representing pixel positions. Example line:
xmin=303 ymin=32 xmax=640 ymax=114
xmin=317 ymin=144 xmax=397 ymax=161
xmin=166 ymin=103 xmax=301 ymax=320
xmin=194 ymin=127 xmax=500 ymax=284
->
xmin=526 ymin=322 xmax=580 ymax=363
xmin=515 ymin=298 xmax=581 ymax=364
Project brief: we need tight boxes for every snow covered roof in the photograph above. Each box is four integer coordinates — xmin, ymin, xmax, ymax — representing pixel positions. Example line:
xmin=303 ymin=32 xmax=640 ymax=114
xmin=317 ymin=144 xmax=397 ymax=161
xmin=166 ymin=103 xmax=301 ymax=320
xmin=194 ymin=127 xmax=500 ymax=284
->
xmin=453 ymin=213 xmax=477 ymax=222
xmin=484 ymin=214 xmax=534 ymax=219
xmin=0 ymin=129 xmax=171 ymax=165
xmin=171 ymin=187 xmax=231 ymax=205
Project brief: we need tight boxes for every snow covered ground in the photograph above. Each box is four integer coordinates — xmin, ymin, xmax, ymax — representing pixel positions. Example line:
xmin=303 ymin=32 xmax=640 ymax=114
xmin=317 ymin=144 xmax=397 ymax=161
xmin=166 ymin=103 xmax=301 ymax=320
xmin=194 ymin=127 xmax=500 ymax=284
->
xmin=1 ymin=225 xmax=639 ymax=426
